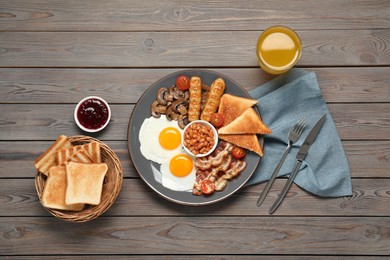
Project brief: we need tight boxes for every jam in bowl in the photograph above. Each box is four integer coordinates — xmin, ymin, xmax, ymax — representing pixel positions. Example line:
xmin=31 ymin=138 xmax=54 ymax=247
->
xmin=74 ymin=96 xmax=111 ymax=132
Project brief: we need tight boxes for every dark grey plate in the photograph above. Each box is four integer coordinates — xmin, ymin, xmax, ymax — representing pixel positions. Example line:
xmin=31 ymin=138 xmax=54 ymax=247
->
xmin=127 ymin=69 xmax=262 ymax=205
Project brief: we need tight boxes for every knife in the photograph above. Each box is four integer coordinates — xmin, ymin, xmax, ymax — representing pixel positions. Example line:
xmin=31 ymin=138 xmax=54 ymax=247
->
xmin=269 ymin=114 xmax=327 ymax=214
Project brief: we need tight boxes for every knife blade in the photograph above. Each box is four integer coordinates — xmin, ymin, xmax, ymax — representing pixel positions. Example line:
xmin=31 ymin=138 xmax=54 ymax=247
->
xmin=269 ymin=114 xmax=327 ymax=214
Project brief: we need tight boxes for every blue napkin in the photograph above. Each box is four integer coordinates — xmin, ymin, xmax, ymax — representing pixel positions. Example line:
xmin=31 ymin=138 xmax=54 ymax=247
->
xmin=246 ymin=69 xmax=352 ymax=197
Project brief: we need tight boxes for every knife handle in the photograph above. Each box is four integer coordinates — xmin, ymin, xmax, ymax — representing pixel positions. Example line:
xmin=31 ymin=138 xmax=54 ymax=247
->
xmin=257 ymin=145 xmax=291 ymax=207
xmin=269 ymin=160 xmax=302 ymax=214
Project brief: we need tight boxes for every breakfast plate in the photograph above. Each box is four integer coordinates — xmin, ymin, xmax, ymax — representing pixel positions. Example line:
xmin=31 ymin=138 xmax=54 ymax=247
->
xmin=127 ymin=69 xmax=262 ymax=205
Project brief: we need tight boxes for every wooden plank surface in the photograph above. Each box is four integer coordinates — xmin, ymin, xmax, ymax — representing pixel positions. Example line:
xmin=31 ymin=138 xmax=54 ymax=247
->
xmin=1 ymin=216 xmax=389 ymax=255
xmin=1 ymin=68 xmax=389 ymax=103
xmin=1 ymin=0 xmax=389 ymax=31
xmin=3 ymin=257 xmax=387 ymax=260
xmin=1 ymin=140 xmax=389 ymax=178
xmin=1 ymin=0 xmax=389 ymax=258
xmin=0 ymin=30 xmax=389 ymax=67
xmin=0 ymin=103 xmax=389 ymax=141
xmin=1 ymin=178 xmax=390 ymax=217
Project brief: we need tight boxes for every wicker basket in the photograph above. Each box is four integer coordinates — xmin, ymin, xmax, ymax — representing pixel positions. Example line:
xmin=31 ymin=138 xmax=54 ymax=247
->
xmin=35 ymin=135 xmax=123 ymax=222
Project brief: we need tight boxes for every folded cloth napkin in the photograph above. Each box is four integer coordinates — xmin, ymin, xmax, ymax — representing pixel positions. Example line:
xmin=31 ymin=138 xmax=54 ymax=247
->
xmin=246 ymin=69 xmax=352 ymax=197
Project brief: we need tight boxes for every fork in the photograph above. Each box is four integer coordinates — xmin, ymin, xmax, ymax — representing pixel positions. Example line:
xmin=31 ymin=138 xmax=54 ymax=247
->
xmin=256 ymin=116 xmax=308 ymax=207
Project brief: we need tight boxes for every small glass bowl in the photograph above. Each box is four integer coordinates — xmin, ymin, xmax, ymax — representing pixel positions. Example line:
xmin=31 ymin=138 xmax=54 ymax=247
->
xmin=182 ymin=120 xmax=218 ymax=158
xmin=74 ymin=96 xmax=111 ymax=133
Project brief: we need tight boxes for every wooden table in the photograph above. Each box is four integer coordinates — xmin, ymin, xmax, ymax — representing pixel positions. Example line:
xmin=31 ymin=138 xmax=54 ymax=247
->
xmin=1 ymin=1 xmax=389 ymax=258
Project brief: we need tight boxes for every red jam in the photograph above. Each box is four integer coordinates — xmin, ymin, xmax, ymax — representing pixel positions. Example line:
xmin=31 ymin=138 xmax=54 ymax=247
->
xmin=77 ymin=98 xmax=109 ymax=130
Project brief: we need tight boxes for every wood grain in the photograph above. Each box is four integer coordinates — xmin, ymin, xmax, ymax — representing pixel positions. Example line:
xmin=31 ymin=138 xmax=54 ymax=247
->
xmin=0 ymin=141 xmax=131 ymax=178
xmin=1 ymin=216 xmax=389 ymax=255
xmin=0 ymin=0 xmax=389 ymax=258
xmin=1 ymin=178 xmax=390 ymax=217
xmin=1 ymin=141 xmax=388 ymax=178
xmin=0 ymin=104 xmax=389 ymax=141
xmin=3 ymin=257 xmax=386 ymax=260
xmin=1 ymin=68 xmax=389 ymax=103
xmin=0 ymin=30 xmax=389 ymax=67
xmin=0 ymin=0 xmax=389 ymax=31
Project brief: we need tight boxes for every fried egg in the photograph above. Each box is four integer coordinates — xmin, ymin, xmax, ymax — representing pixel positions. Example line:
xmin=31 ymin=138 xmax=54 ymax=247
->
xmin=160 ymin=152 xmax=196 ymax=192
xmin=139 ymin=115 xmax=184 ymax=164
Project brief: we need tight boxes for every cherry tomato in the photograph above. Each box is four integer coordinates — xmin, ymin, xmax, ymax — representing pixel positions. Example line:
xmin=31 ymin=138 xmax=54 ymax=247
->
xmin=176 ymin=75 xmax=190 ymax=91
xmin=209 ymin=113 xmax=225 ymax=127
xmin=201 ymin=179 xmax=215 ymax=195
xmin=231 ymin=146 xmax=246 ymax=159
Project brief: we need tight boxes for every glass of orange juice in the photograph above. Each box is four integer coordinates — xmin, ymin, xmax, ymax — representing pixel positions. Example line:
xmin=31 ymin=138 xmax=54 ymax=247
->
xmin=256 ymin=26 xmax=302 ymax=75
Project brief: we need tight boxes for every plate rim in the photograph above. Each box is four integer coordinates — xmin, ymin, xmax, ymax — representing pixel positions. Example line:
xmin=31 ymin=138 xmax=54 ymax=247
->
xmin=127 ymin=69 xmax=262 ymax=206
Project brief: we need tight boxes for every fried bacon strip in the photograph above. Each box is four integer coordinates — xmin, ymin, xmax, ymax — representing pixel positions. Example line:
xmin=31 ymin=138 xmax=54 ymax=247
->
xmin=192 ymin=141 xmax=246 ymax=195
xmin=215 ymin=160 xmax=247 ymax=191
xmin=194 ymin=142 xmax=232 ymax=170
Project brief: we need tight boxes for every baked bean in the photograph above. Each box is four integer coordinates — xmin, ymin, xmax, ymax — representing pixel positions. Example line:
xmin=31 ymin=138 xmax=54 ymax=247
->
xmin=184 ymin=122 xmax=215 ymax=155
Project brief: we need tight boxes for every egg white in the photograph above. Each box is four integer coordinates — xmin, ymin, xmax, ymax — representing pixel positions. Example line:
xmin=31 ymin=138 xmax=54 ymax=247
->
xmin=139 ymin=115 xmax=184 ymax=164
xmin=160 ymin=151 xmax=196 ymax=192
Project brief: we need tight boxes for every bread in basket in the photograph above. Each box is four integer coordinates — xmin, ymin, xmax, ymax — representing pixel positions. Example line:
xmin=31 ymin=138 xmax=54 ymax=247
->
xmin=35 ymin=135 xmax=123 ymax=222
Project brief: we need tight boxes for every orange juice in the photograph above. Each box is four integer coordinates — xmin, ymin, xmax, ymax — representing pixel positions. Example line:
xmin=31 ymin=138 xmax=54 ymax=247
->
xmin=257 ymin=26 xmax=302 ymax=74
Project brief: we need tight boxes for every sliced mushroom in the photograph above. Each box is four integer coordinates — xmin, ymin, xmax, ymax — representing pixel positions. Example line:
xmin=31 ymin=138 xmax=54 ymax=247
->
xmin=166 ymin=106 xmax=179 ymax=121
xmin=177 ymin=104 xmax=188 ymax=115
xmin=202 ymin=83 xmax=211 ymax=92
xmin=169 ymin=85 xmax=185 ymax=100
xmin=164 ymin=91 xmax=174 ymax=102
xmin=150 ymin=100 xmax=167 ymax=118
xmin=174 ymin=90 xmax=185 ymax=100
xmin=178 ymin=114 xmax=189 ymax=129
xmin=157 ymin=87 xmax=168 ymax=105
xmin=166 ymin=106 xmax=173 ymax=120
xmin=171 ymin=98 xmax=188 ymax=113
xmin=168 ymin=85 xmax=176 ymax=95
xmin=184 ymin=90 xmax=190 ymax=100
xmin=172 ymin=112 xmax=179 ymax=120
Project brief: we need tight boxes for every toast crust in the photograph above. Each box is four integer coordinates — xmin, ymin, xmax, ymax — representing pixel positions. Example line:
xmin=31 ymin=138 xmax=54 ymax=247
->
xmin=41 ymin=166 xmax=84 ymax=211
xmin=219 ymin=134 xmax=263 ymax=157
xmin=65 ymin=162 xmax=108 ymax=205
xmin=34 ymin=135 xmax=72 ymax=176
xmin=56 ymin=141 xmax=101 ymax=165
xmin=218 ymin=108 xmax=272 ymax=135
xmin=218 ymin=94 xmax=258 ymax=126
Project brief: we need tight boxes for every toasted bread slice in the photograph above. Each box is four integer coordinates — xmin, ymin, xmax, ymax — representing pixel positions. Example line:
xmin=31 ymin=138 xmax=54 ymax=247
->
xmin=68 ymin=150 xmax=94 ymax=164
xmin=65 ymin=162 xmax=108 ymax=205
xmin=218 ymin=108 xmax=272 ymax=135
xmin=218 ymin=94 xmax=258 ymax=126
xmin=219 ymin=134 xmax=263 ymax=157
xmin=34 ymin=135 xmax=72 ymax=176
xmin=56 ymin=141 xmax=101 ymax=164
xmin=56 ymin=146 xmax=82 ymax=165
xmin=41 ymin=166 xmax=84 ymax=211
xmin=82 ymin=141 xmax=101 ymax=163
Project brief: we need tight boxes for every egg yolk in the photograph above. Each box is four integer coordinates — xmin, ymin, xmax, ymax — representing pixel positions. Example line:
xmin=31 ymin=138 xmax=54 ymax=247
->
xmin=169 ymin=154 xmax=193 ymax=177
xmin=159 ymin=127 xmax=181 ymax=150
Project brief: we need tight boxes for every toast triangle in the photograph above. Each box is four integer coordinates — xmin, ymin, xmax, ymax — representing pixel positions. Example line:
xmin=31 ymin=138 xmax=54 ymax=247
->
xmin=219 ymin=134 xmax=263 ymax=157
xmin=218 ymin=108 xmax=272 ymax=135
xmin=218 ymin=94 xmax=258 ymax=126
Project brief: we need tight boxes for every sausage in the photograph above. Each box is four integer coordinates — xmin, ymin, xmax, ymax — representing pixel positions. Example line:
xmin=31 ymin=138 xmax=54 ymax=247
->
xmin=200 ymin=78 xmax=226 ymax=122
xmin=188 ymin=76 xmax=202 ymax=122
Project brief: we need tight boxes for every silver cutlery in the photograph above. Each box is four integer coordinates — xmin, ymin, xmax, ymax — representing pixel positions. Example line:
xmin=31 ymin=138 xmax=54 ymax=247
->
xmin=257 ymin=116 xmax=308 ymax=207
xmin=269 ymin=114 xmax=327 ymax=214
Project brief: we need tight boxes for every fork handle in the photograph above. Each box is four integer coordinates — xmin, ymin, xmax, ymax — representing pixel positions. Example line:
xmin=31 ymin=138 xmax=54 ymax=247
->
xmin=256 ymin=145 xmax=291 ymax=207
